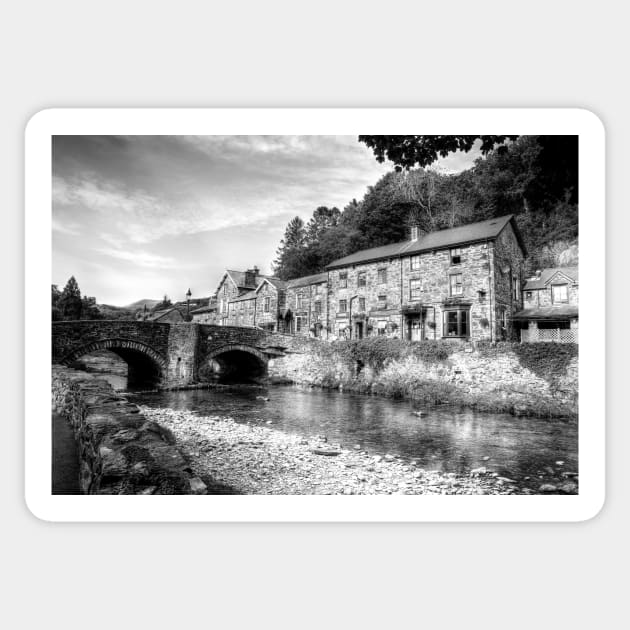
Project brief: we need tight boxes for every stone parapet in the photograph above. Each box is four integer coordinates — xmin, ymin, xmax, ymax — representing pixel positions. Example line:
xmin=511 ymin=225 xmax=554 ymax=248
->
xmin=52 ymin=365 xmax=207 ymax=494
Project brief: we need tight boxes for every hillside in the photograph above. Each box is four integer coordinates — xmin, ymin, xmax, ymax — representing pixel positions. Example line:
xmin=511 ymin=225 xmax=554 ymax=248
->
xmin=273 ymin=135 xmax=578 ymax=280
xmin=124 ymin=299 xmax=160 ymax=310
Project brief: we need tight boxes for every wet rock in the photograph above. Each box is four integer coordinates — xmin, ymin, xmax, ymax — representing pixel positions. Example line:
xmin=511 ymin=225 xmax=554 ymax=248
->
xmin=189 ymin=477 xmax=208 ymax=494
xmin=559 ymin=481 xmax=578 ymax=494
xmin=470 ymin=467 xmax=487 ymax=476
xmin=311 ymin=448 xmax=342 ymax=456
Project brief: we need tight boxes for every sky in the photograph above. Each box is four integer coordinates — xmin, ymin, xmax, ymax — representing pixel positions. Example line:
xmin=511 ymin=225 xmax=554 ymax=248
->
xmin=52 ymin=135 xmax=478 ymax=306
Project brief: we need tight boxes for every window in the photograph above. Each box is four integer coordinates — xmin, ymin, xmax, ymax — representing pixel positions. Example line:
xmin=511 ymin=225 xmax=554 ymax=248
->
xmin=525 ymin=291 xmax=533 ymax=301
xmin=377 ymin=320 xmax=387 ymax=336
xmin=512 ymin=275 xmax=520 ymax=301
xmin=378 ymin=268 xmax=387 ymax=284
xmin=410 ymin=225 xmax=419 ymax=241
xmin=264 ymin=297 xmax=270 ymax=313
xmin=339 ymin=299 xmax=347 ymax=313
xmin=339 ymin=272 xmax=347 ymax=288
xmin=410 ymin=255 xmax=421 ymax=270
xmin=314 ymin=300 xmax=322 ymax=315
xmin=296 ymin=293 xmax=304 ymax=310
xmin=449 ymin=273 xmax=463 ymax=296
xmin=450 ymin=247 xmax=462 ymax=265
xmin=278 ymin=293 xmax=286 ymax=308
xmin=296 ymin=316 xmax=306 ymax=333
xmin=409 ymin=278 xmax=422 ymax=301
xmin=551 ymin=284 xmax=568 ymax=303
xmin=377 ymin=294 xmax=387 ymax=309
xmin=359 ymin=297 xmax=366 ymax=311
xmin=443 ymin=309 xmax=470 ymax=337
xmin=538 ymin=320 xmax=570 ymax=330
xmin=357 ymin=271 xmax=366 ymax=287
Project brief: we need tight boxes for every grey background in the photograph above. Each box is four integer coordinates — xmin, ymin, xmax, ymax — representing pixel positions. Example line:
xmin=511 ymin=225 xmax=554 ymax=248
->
xmin=3 ymin=1 xmax=626 ymax=628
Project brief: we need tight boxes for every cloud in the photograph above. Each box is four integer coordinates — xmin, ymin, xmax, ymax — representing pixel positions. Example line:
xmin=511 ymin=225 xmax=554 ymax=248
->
xmin=52 ymin=216 xmax=81 ymax=236
xmin=96 ymin=246 xmax=179 ymax=269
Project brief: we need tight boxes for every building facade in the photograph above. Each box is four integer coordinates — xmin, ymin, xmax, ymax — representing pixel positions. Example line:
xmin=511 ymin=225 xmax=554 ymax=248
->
xmin=325 ymin=215 xmax=526 ymax=342
xmin=219 ymin=215 xmax=529 ymax=343
xmin=513 ymin=267 xmax=579 ymax=343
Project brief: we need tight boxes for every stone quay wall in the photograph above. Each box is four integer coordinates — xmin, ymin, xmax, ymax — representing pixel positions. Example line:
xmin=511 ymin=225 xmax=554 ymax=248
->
xmin=268 ymin=339 xmax=578 ymax=418
xmin=52 ymin=365 xmax=207 ymax=494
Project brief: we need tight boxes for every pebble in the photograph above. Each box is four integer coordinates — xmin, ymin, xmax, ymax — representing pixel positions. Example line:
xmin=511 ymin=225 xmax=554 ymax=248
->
xmin=137 ymin=406 xmax=538 ymax=496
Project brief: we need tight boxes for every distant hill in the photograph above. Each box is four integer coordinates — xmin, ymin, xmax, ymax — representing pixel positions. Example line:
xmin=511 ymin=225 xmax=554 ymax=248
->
xmin=124 ymin=299 xmax=160 ymax=310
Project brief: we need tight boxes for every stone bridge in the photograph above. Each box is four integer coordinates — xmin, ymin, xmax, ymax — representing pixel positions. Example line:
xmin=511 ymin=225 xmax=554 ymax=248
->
xmin=52 ymin=321 xmax=304 ymax=388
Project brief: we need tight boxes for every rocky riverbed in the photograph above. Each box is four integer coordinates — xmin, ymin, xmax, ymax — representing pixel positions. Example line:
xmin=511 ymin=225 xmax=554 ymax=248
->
xmin=139 ymin=407 xmax=577 ymax=495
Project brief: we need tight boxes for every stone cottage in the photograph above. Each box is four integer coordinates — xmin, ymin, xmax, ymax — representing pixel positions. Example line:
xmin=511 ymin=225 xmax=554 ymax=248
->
xmin=324 ymin=214 xmax=526 ymax=342
xmin=222 ymin=272 xmax=328 ymax=336
xmin=513 ymin=267 xmax=579 ymax=343
xmin=190 ymin=297 xmax=218 ymax=323
xmin=215 ymin=267 xmax=269 ymax=325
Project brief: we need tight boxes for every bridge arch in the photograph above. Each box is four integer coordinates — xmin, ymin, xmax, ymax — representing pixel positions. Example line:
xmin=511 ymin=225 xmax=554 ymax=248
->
xmin=202 ymin=344 xmax=268 ymax=384
xmin=60 ymin=338 xmax=167 ymax=389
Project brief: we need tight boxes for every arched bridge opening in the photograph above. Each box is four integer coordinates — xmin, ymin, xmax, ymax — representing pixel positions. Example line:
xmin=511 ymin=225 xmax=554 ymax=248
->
xmin=61 ymin=339 xmax=166 ymax=390
xmin=201 ymin=344 xmax=268 ymax=385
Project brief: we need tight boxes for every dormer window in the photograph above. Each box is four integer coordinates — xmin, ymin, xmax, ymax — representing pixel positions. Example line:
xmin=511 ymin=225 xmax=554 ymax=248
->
xmin=551 ymin=284 xmax=568 ymax=303
xmin=450 ymin=247 xmax=462 ymax=265
xmin=410 ymin=225 xmax=419 ymax=241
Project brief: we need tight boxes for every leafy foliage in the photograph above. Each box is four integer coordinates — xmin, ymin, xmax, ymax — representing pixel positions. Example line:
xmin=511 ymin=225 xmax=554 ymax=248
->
xmin=52 ymin=276 xmax=103 ymax=320
xmin=272 ymin=136 xmax=578 ymax=279
xmin=358 ymin=135 xmax=518 ymax=170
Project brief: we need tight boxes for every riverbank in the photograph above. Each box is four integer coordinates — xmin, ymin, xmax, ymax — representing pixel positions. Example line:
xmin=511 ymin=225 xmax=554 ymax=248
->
xmin=268 ymin=339 xmax=578 ymax=419
xmin=139 ymin=406 xmax=578 ymax=495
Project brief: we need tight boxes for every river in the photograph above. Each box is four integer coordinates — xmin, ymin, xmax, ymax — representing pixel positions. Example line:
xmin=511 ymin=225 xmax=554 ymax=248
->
xmin=131 ymin=384 xmax=578 ymax=485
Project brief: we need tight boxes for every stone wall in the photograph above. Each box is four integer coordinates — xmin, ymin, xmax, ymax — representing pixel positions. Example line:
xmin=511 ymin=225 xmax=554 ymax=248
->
xmin=52 ymin=365 xmax=207 ymax=494
xmin=268 ymin=339 xmax=578 ymax=418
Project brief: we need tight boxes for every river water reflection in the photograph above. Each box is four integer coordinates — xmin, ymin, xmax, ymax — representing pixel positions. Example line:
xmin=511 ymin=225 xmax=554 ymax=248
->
xmin=133 ymin=385 xmax=578 ymax=483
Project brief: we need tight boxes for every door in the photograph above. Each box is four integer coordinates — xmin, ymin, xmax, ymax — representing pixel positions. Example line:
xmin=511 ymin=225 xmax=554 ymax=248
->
xmin=355 ymin=322 xmax=363 ymax=339
xmin=407 ymin=315 xmax=423 ymax=341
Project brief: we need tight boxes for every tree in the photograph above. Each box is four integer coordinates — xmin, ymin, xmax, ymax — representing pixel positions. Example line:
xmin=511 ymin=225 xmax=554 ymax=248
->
xmin=51 ymin=285 xmax=62 ymax=321
xmin=305 ymin=206 xmax=341 ymax=244
xmin=358 ymin=135 xmax=518 ymax=170
xmin=273 ymin=216 xmax=308 ymax=279
xmin=80 ymin=295 xmax=102 ymax=320
xmin=152 ymin=295 xmax=172 ymax=311
xmin=58 ymin=276 xmax=82 ymax=320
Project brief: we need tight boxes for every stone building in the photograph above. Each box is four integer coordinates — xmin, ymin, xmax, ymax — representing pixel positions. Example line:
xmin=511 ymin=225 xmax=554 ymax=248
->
xmin=324 ymin=215 xmax=526 ymax=342
xmin=146 ymin=307 xmax=186 ymax=323
xmin=285 ymin=273 xmax=328 ymax=337
xmin=190 ymin=297 xmax=218 ymax=323
xmin=513 ymin=267 xmax=579 ymax=343
xmin=215 ymin=267 xmax=268 ymax=325
xmin=219 ymin=214 xmax=529 ymax=343
xmin=222 ymin=272 xmax=328 ymax=336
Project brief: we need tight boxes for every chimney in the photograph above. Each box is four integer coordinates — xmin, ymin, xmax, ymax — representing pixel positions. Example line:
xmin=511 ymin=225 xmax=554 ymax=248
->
xmin=535 ymin=269 xmax=542 ymax=278
xmin=410 ymin=224 xmax=426 ymax=242
xmin=244 ymin=267 xmax=257 ymax=286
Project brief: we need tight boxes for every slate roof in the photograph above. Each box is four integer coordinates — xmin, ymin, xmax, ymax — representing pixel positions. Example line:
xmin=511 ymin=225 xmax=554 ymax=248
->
xmin=512 ymin=305 xmax=579 ymax=320
xmin=523 ymin=267 xmax=579 ymax=291
xmin=260 ymin=277 xmax=288 ymax=291
xmin=326 ymin=215 xmax=522 ymax=269
xmin=286 ymin=272 xmax=328 ymax=288
xmin=146 ymin=307 xmax=185 ymax=321
xmin=190 ymin=304 xmax=217 ymax=314
xmin=227 ymin=270 xmax=270 ymax=289
xmin=230 ymin=290 xmax=257 ymax=303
